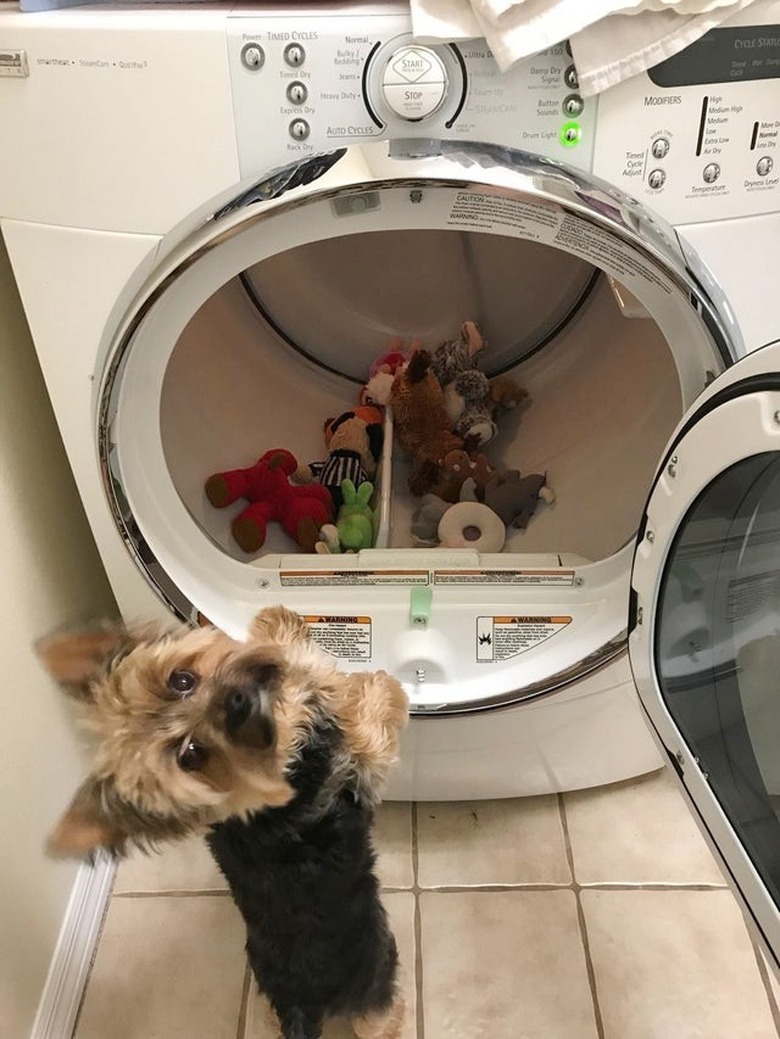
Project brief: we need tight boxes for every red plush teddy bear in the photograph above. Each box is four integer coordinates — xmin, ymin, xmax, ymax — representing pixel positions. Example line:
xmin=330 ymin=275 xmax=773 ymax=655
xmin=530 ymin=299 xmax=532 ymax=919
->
xmin=205 ymin=448 xmax=332 ymax=554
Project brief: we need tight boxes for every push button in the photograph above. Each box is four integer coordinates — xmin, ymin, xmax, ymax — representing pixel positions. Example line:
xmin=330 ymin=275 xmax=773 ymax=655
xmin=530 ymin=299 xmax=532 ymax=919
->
xmin=757 ymin=155 xmax=774 ymax=176
xmin=381 ymin=45 xmax=448 ymax=121
xmin=648 ymin=168 xmax=666 ymax=190
xmin=289 ymin=119 xmax=310 ymax=141
xmin=287 ymin=81 xmax=308 ymax=105
xmin=651 ymin=137 xmax=670 ymax=159
xmin=284 ymin=43 xmax=306 ymax=68
xmin=240 ymin=43 xmax=265 ymax=71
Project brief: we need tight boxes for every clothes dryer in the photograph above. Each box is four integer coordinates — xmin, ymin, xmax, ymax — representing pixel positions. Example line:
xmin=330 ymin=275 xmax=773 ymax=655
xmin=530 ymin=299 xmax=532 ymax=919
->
xmin=0 ymin=2 xmax=778 ymax=829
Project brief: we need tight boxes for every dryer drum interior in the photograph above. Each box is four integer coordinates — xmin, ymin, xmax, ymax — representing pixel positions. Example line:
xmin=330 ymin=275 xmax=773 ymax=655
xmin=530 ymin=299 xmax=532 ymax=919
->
xmin=102 ymin=160 xmax=730 ymax=707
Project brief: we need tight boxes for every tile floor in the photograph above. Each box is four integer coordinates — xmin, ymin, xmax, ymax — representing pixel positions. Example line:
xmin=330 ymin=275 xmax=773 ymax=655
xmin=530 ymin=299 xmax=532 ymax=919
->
xmin=74 ymin=768 xmax=780 ymax=1039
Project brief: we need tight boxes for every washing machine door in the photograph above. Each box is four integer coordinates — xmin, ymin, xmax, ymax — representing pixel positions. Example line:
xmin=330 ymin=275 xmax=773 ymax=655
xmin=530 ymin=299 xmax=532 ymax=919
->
xmin=629 ymin=338 xmax=780 ymax=971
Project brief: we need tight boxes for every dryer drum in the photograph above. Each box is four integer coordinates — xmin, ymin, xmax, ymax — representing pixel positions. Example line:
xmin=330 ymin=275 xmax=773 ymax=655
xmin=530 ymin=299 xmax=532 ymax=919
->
xmin=100 ymin=154 xmax=731 ymax=715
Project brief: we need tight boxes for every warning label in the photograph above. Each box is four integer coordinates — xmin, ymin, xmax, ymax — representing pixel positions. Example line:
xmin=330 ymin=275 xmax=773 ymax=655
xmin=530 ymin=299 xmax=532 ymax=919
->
xmin=435 ymin=569 xmax=575 ymax=587
xmin=446 ymin=189 xmax=676 ymax=303
xmin=281 ymin=570 xmax=428 ymax=587
xmin=447 ymin=192 xmax=561 ymax=239
xmin=476 ymin=615 xmax=572 ymax=662
xmin=304 ymin=616 xmax=372 ymax=662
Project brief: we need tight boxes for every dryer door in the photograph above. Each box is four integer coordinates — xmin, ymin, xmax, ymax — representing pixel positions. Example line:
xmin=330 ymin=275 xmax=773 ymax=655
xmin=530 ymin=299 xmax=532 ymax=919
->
xmin=629 ymin=339 xmax=780 ymax=971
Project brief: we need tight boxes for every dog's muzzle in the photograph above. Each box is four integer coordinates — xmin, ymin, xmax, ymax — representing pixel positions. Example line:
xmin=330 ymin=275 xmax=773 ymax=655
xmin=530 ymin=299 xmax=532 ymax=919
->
xmin=222 ymin=663 xmax=279 ymax=750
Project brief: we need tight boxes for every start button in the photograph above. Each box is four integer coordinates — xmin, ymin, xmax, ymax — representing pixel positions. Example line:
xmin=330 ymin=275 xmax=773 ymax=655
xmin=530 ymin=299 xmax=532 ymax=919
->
xmin=381 ymin=45 xmax=448 ymax=121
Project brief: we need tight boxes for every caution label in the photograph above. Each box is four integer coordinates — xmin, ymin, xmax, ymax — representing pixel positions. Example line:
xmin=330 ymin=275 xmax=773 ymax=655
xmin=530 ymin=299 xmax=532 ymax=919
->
xmin=435 ymin=569 xmax=575 ymax=587
xmin=281 ymin=570 xmax=428 ymax=587
xmin=476 ymin=615 xmax=572 ymax=662
xmin=304 ymin=615 xmax=372 ymax=662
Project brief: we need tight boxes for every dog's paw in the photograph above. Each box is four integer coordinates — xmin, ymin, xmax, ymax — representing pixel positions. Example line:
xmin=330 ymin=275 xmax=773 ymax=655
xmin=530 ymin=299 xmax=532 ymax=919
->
xmin=337 ymin=671 xmax=409 ymax=802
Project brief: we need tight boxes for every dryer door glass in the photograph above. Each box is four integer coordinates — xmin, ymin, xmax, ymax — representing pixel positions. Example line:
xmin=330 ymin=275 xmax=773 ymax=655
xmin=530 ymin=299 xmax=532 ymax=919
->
xmin=655 ymin=452 xmax=780 ymax=906
xmin=629 ymin=342 xmax=780 ymax=966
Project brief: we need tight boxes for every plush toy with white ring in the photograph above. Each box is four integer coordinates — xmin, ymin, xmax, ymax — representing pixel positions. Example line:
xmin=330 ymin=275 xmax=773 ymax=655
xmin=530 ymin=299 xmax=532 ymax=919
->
xmin=437 ymin=500 xmax=506 ymax=553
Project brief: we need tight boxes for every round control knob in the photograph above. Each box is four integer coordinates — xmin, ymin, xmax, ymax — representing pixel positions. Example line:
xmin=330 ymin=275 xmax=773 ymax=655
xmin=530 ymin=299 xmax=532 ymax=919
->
xmin=651 ymin=137 xmax=670 ymax=159
xmin=284 ymin=43 xmax=306 ymax=68
xmin=757 ymin=155 xmax=773 ymax=176
xmin=289 ymin=119 xmax=310 ymax=141
xmin=240 ymin=43 xmax=265 ymax=71
xmin=381 ymin=45 xmax=448 ymax=122
xmin=287 ymin=81 xmax=308 ymax=105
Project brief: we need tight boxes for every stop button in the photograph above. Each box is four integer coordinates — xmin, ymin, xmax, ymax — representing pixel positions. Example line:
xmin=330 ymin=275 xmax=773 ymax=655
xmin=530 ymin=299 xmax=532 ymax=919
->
xmin=381 ymin=45 xmax=448 ymax=121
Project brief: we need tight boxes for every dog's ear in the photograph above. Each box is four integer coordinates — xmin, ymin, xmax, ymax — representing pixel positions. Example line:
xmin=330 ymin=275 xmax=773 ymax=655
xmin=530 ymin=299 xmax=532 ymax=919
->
xmin=36 ymin=624 xmax=127 ymax=702
xmin=249 ymin=607 xmax=310 ymax=646
xmin=47 ymin=777 xmax=128 ymax=859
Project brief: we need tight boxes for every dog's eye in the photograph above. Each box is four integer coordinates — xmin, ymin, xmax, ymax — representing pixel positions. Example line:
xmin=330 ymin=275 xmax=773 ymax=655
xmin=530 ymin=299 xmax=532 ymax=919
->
xmin=168 ymin=669 xmax=198 ymax=695
xmin=177 ymin=738 xmax=208 ymax=772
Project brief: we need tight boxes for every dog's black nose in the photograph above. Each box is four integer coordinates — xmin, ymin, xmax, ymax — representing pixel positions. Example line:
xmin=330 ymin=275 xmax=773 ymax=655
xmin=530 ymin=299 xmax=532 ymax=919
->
xmin=223 ymin=663 xmax=279 ymax=750
xmin=225 ymin=687 xmax=251 ymax=728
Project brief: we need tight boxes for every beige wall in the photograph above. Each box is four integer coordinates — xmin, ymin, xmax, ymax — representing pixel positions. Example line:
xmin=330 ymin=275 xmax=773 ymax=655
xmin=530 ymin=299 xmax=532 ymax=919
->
xmin=0 ymin=232 xmax=116 ymax=1037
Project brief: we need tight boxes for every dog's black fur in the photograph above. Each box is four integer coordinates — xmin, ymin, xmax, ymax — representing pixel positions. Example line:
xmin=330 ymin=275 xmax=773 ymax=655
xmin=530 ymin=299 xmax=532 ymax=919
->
xmin=207 ymin=718 xmax=398 ymax=1039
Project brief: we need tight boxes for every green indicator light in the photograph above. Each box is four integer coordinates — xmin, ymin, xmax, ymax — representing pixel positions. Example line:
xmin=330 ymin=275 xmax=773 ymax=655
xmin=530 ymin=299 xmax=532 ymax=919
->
xmin=560 ymin=121 xmax=581 ymax=148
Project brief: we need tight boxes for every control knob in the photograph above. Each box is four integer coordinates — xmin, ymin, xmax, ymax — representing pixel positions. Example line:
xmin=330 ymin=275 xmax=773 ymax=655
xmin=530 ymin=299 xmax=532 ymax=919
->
xmin=381 ymin=45 xmax=448 ymax=121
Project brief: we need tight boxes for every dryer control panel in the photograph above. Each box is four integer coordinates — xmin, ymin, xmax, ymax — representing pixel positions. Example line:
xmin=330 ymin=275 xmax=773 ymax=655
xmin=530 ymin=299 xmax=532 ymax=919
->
xmin=228 ymin=7 xmax=780 ymax=227
xmin=593 ymin=21 xmax=780 ymax=224
xmin=227 ymin=11 xmax=597 ymax=176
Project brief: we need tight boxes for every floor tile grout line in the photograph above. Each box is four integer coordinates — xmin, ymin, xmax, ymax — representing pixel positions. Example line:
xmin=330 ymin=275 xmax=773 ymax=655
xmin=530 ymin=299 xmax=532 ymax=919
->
xmin=235 ymin=960 xmax=252 ymax=1039
xmin=409 ymin=882 xmax=729 ymax=893
xmin=411 ymin=802 xmax=425 ymax=1039
xmin=559 ymin=793 xmax=606 ymax=1039
xmin=751 ymin=942 xmax=780 ymax=1039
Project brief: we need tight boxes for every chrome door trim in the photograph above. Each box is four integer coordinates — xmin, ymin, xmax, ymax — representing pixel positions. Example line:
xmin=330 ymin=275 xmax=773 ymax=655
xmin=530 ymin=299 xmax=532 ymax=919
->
xmin=97 ymin=142 xmax=736 ymax=714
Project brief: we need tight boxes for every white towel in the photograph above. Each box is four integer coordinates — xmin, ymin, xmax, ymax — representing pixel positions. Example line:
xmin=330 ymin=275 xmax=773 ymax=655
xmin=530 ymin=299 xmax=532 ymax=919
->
xmin=409 ymin=0 xmax=759 ymax=92
xmin=410 ymin=0 xmax=481 ymax=42
xmin=478 ymin=0 xmax=748 ymax=22
xmin=570 ymin=1 xmax=755 ymax=95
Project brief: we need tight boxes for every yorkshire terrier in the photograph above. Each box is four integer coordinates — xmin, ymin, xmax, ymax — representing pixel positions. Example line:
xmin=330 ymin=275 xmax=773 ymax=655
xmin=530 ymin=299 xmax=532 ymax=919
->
xmin=38 ymin=606 xmax=409 ymax=1039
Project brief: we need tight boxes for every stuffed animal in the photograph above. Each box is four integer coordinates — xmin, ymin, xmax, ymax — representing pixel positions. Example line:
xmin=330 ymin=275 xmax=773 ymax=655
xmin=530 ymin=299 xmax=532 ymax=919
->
xmin=489 ymin=374 xmax=530 ymax=413
xmin=361 ymin=338 xmax=418 ymax=407
xmin=430 ymin=320 xmax=485 ymax=387
xmin=437 ymin=500 xmax=506 ymax=552
xmin=411 ymin=477 xmax=478 ymax=545
xmin=430 ymin=449 xmax=497 ymax=504
xmin=482 ymin=470 xmax=555 ymax=529
xmin=388 ymin=349 xmax=464 ymax=496
xmin=447 ymin=369 xmax=498 ymax=445
xmin=296 ymin=406 xmax=384 ymax=511
xmin=315 ymin=479 xmax=376 ymax=554
xmin=428 ymin=321 xmax=495 ymax=446
xmin=412 ymin=481 xmax=506 ymax=553
xmin=205 ymin=448 xmax=333 ymax=554
xmin=431 ymin=322 xmax=528 ymax=445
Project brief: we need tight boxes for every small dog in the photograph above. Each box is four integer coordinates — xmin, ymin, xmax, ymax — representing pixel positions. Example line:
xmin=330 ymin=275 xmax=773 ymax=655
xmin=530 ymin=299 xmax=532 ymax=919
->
xmin=38 ymin=606 xmax=409 ymax=1039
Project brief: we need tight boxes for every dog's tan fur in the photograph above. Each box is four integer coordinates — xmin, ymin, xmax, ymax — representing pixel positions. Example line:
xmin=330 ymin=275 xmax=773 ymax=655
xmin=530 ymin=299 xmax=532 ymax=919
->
xmin=39 ymin=606 xmax=408 ymax=858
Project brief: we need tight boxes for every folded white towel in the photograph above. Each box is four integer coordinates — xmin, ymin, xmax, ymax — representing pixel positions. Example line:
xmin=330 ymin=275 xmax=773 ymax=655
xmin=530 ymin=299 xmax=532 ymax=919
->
xmin=409 ymin=0 xmax=758 ymax=91
xmin=570 ymin=1 xmax=754 ymax=95
xmin=478 ymin=0 xmax=748 ymax=24
xmin=409 ymin=0 xmax=481 ymax=42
